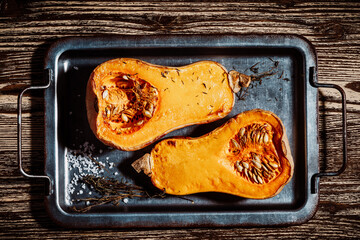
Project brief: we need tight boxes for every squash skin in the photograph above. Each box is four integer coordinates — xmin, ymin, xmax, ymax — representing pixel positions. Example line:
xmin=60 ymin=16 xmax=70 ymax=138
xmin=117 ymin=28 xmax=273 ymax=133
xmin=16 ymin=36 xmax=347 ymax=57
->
xmin=140 ymin=109 xmax=294 ymax=199
xmin=86 ymin=58 xmax=237 ymax=151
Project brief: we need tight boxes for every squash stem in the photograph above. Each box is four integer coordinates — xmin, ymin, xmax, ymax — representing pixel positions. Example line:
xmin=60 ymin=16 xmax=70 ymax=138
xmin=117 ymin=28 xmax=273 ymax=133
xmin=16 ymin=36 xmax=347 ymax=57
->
xmin=132 ymin=153 xmax=152 ymax=176
xmin=228 ymin=70 xmax=252 ymax=93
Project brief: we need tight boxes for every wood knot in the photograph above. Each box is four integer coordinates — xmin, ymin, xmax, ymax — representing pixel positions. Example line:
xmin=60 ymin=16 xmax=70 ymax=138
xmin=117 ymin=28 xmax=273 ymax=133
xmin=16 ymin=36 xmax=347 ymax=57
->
xmin=276 ymin=0 xmax=298 ymax=8
xmin=144 ymin=15 xmax=183 ymax=32
xmin=314 ymin=21 xmax=347 ymax=40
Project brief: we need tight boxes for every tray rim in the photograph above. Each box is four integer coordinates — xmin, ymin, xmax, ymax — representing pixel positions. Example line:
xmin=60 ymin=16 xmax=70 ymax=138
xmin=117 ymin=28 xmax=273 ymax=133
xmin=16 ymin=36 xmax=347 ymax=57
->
xmin=43 ymin=34 xmax=319 ymax=228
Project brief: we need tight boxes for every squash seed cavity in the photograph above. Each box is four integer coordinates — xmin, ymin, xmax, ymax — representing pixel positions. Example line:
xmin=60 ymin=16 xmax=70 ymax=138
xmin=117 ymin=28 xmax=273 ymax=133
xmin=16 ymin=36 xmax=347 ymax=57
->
xmin=100 ymin=74 xmax=159 ymax=133
xmin=230 ymin=122 xmax=281 ymax=184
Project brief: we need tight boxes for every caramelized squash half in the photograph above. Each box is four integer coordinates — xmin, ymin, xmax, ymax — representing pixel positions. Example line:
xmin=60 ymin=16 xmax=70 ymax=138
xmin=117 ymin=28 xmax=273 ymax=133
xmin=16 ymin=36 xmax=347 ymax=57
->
xmin=132 ymin=109 xmax=294 ymax=199
xmin=86 ymin=58 xmax=250 ymax=151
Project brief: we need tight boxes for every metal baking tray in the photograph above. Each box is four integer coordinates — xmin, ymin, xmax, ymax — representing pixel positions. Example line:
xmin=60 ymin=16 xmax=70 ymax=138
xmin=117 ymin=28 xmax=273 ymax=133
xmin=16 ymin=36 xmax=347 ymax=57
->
xmin=18 ymin=35 xmax=347 ymax=228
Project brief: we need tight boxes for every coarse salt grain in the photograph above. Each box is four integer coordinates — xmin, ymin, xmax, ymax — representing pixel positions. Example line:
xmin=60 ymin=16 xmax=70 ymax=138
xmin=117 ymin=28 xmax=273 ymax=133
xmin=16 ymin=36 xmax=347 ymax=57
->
xmin=109 ymin=162 xmax=115 ymax=169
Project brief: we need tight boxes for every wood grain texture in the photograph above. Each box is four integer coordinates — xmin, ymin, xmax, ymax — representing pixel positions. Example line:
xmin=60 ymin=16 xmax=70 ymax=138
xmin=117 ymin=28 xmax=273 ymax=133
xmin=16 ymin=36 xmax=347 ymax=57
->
xmin=1 ymin=0 xmax=359 ymax=239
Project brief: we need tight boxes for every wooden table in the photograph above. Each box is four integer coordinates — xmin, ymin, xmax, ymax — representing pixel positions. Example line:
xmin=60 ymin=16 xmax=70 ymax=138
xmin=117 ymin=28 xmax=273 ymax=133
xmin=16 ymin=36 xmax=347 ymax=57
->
xmin=1 ymin=1 xmax=359 ymax=238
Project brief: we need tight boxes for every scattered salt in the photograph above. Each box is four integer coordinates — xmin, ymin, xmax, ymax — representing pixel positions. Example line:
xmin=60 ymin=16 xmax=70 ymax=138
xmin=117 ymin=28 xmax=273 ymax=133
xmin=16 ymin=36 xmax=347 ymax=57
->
xmin=66 ymin=142 xmax=126 ymax=206
xmin=66 ymin=144 xmax=103 ymax=200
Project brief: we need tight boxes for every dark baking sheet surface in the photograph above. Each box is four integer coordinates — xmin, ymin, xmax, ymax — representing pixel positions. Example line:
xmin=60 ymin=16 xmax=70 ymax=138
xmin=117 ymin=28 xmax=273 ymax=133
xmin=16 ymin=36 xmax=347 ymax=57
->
xmin=43 ymin=35 xmax=319 ymax=227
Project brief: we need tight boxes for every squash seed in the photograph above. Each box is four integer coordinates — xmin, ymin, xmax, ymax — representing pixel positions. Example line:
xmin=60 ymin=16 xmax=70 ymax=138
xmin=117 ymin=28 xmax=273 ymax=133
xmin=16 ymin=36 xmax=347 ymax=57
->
xmin=252 ymin=159 xmax=262 ymax=169
xmin=253 ymin=154 xmax=261 ymax=163
xmin=252 ymin=174 xmax=259 ymax=184
xmin=239 ymin=127 xmax=245 ymax=137
xmin=102 ymin=89 xmax=109 ymax=99
xmin=256 ymin=132 xmax=261 ymax=142
xmin=248 ymin=169 xmax=253 ymax=179
xmin=264 ymin=162 xmax=274 ymax=171
xmin=113 ymin=106 xmax=120 ymax=115
xmin=231 ymin=139 xmax=241 ymax=150
xmin=242 ymin=161 xmax=249 ymax=169
xmin=244 ymin=168 xmax=249 ymax=179
xmin=259 ymin=133 xmax=264 ymax=143
xmin=257 ymin=175 xmax=263 ymax=184
xmin=262 ymin=163 xmax=270 ymax=172
xmin=235 ymin=161 xmax=243 ymax=172
xmin=263 ymin=133 xmax=269 ymax=144
xmin=269 ymin=162 xmax=279 ymax=169
xmin=143 ymin=109 xmax=152 ymax=118
xmin=121 ymin=113 xmax=129 ymax=122
xmin=250 ymin=131 xmax=256 ymax=141
xmin=146 ymin=103 xmax=154 ymax=113
xmin=123 ymin=75 xmax=129 ymax=80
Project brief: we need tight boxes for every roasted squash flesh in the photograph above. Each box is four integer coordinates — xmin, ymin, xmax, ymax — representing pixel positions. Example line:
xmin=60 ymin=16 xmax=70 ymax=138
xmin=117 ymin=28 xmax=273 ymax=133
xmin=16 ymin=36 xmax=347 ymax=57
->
xmin=132 ymin=109 xmax=294 ymax=199
xmin=86 ymin=58 xmax=249 ymax=151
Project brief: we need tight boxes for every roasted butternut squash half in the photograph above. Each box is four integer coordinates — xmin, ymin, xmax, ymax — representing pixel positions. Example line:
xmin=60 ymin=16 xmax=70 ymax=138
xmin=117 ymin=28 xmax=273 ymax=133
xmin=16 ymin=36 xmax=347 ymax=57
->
xmin=86 ymin=58 xmax=250 ymax=151
xmin=132 ymin=109 xmax=294 ymax=199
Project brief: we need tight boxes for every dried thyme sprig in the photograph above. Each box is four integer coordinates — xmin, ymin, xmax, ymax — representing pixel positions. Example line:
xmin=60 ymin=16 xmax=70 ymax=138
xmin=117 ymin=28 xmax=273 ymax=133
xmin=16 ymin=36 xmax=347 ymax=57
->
xmin=250 ymin=69 xmax=278 ymax=84
xmin=249 ymin=58 xmax=279 ymax=84
xmin=82 ymin=175 xmax=144 ymax=195
xmin=237 ymin=58 xmax=282 ymax=101
xmin=72 ymin=175 xmax=171 ymax=213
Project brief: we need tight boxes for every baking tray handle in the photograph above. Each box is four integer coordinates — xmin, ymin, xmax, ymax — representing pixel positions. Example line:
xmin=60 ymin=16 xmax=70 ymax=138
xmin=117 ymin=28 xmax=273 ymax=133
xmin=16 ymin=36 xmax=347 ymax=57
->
xmin=17 ymin=69 xmax=53 ymax=195
xmin=309 ymin=67 xmax=348 ymax=194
